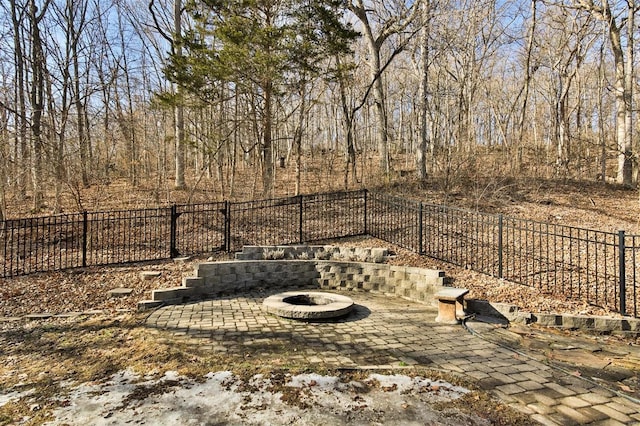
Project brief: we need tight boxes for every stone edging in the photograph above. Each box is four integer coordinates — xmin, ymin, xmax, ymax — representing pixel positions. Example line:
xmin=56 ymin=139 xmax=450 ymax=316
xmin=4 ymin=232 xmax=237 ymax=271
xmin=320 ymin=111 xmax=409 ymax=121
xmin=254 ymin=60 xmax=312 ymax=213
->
xmin=138 ymin=244 xmax=640 ymax=335
xmin=467 ymin=299 xmax=640 ymax=336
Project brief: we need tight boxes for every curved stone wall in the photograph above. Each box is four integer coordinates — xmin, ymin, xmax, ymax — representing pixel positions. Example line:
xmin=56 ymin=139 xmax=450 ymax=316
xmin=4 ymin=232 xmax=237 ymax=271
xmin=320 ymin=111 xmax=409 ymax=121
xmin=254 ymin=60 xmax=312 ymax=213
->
xmin=138 ymin=247 xmax=445 ymax=310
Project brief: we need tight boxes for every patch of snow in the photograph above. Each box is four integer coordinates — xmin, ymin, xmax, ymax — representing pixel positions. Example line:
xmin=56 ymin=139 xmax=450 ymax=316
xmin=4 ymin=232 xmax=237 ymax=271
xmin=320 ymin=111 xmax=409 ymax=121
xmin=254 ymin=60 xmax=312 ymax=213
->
xmin=0 ymin=388 xmax=35 ymax=407
xmin=43 ymin=370 xmax=489 ymax=426
xmin=287 ymin=373 xmax=340 ymax=389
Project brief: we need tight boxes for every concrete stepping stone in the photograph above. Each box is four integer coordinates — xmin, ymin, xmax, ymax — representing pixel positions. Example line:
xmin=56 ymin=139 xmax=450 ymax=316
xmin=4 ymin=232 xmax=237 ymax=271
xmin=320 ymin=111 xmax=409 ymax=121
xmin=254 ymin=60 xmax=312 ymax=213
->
xmin=140 ymin=271 xmax=162 ymax=280
xmin=108 ymin=287 xmax=134 ymax=298
xmin=0 ymin=317 xmax=23 ymax=323
xmin=24 ymin=313 xmax=53 ymax=320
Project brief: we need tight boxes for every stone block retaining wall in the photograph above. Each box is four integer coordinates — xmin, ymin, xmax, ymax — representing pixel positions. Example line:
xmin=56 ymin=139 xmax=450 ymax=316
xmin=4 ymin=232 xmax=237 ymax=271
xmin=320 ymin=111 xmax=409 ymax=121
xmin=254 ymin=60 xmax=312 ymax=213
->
xmin=315 ymin=262 xmax=445 ymax=303
xmin=139 ymin=255 xmax=445 ymax=310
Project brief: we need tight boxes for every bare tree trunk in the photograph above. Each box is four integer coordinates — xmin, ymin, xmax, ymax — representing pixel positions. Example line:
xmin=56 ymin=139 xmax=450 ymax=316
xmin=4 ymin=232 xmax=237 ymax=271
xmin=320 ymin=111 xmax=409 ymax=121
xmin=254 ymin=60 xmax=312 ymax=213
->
xmin=575 ymin=0 xmax=634 ymax=185
xmin=28 ymin=0 xmax=49 ymax=211
xmin=174 ymin=0 xmax=186 ymax=190
xmin=116 ymin=4 xmax=138 ymax=186
xmin=624 ymin=1 xmax=634 ymax=185
xmin=555 ymin=81 xmax=569 ymax=176
xmin=174 ymin=98 xmax=186 ymax=189
xmin=294 ymin=82 xmax=307 ymax=196
xmin=371 ymin=59 xmax=390 ymax=177
xmin=612 ymin=22 xmax=632 ymax=185
xmin=10 ymin=0 xmax=28 ymax=198
xmin=0 ymin=103 xmax=8 ymax=220
xmin=69 ymin=0 xmax=89 ymax=188
xmin=348 ymin=0 xmax=422 ymax=182
xmin=263 ymin=79 xmax=274 ymax=196
xmin=598 ymin=37 xmax=606 ymax=182
xmin=416 ymin=0 xmax=431 ymax=181
xmin=336 ymin=57 xmax=357 ymax=188
xmin=230 ymin=86 xmax=239 ymax=198
xmin=518 ymin=0 xmax=537 ymax=147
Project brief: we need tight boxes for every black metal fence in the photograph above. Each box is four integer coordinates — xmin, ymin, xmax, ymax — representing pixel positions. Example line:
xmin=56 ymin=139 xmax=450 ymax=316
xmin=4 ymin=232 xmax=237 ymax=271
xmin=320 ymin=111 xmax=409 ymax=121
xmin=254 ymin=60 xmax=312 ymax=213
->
xmin=367 ymin=192 xmax=639 ymax=318
xmin=0 ymin=190 xmax=366 ymax=277
xmin=1 ymin=189 xmax=638 ymax=317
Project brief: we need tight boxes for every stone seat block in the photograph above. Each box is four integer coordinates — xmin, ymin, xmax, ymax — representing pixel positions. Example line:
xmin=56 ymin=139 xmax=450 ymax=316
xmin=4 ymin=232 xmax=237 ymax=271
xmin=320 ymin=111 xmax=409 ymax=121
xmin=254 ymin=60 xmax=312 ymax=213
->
xmin=435 ymin=288 xmax=469 ymax=324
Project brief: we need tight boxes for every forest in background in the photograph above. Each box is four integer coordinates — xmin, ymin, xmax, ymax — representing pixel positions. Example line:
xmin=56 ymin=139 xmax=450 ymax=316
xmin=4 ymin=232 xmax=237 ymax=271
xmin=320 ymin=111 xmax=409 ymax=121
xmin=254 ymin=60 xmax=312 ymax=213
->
xmin=1 ymin=0 xmax=639 ymax=219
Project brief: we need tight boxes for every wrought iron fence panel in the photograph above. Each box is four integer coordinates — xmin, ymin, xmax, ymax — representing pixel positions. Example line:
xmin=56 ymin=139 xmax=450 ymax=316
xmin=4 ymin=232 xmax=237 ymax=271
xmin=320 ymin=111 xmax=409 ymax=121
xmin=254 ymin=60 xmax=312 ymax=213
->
xmin=421 ymin=204 xmax=501 ymax=277
xmin=624 ymin=234 xmax=640 ymax=317
xmin=228 ymin=196 xmax=301 ymax=252
xmin=85 ymin=208 xmax=171 ymax=266
xmin=174 ymin=203 xmax=227 ymax=256
xmin=365 ymin=192 xmax=636 ymax=316
xmin=301 ymin=191 xmax=366 ymax=242
xmin=367 ymin=193 xmax=421 ymax=253
xmin=501 ymin=218 xmax=620 ymax=312
xmin=0 ymin=213 xmax=85 ymax=276
xmin=0 ymin=189 xmax=638 ymax=317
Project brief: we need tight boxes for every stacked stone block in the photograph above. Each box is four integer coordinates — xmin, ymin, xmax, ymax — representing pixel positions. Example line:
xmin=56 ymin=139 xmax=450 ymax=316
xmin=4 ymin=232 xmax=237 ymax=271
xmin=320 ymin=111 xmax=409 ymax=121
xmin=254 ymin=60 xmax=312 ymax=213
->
xmin=235 ymin=245 xmax=388 ymax=263
xmin=466 ymin=299 xmax=640 ymax=335
xmin=138 ymin=248 xmax=445 ymax=310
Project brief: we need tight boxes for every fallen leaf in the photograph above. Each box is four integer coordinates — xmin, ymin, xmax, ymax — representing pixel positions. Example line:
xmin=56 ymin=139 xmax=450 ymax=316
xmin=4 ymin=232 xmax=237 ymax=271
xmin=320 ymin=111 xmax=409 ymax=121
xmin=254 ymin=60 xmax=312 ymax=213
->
xmin=619 ymin=384 xmax=633 ymax=392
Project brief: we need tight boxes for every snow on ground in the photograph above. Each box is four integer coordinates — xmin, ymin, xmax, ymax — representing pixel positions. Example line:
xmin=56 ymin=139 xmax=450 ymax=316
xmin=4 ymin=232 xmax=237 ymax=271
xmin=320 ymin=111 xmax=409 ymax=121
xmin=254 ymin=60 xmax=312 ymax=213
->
xmin=14 ymin=369 xmax=492 ymax=425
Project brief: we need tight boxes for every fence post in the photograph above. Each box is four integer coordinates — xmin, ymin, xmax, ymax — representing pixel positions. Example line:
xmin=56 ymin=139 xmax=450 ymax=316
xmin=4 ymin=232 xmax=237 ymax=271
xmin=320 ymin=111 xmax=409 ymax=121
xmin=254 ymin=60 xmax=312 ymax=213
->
xmin=618 ymin=230 xmax=627 ymax=315
xmin=418 ymin=202 xmax=423 ymax=254
xmin=299 ymin=195 xmax=304 ymax=244
xmin=225 ymin=201 xmax=231 ymax=252
xmin=498 ymin=214 xmax=503 ymax=279
xmin=82 ymin=211 xmax=88 ymax=267
xmin=363 ymin=189 xmax=368 ymax=235
xmin=170 ymin=205 xmax=179 ymax=258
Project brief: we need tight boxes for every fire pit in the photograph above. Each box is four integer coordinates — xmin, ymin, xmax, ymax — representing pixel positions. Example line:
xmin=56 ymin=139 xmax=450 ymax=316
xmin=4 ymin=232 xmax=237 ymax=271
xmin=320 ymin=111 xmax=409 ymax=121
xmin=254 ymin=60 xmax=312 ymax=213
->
xmin=263 ymin=291 xmax=354 ymax=320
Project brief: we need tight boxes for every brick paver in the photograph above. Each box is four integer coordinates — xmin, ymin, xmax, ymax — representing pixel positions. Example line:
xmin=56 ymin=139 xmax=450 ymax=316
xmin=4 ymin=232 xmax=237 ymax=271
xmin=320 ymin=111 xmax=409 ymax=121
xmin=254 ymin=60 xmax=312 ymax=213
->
xmin=145 ymin=291 xmax=640 ymax=424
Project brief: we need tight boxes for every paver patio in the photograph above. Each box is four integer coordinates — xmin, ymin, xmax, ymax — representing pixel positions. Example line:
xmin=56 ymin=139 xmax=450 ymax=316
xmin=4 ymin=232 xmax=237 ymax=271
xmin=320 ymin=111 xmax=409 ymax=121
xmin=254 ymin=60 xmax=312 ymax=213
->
xmin=145 ymin=290 xmax=640 ymax=425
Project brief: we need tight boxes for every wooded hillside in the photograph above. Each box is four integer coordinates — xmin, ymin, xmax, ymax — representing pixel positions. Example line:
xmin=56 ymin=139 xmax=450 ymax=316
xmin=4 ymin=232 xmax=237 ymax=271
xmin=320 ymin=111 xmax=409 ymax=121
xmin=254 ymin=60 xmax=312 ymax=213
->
xmin=0 ymin=0 xmax=638 ymax=219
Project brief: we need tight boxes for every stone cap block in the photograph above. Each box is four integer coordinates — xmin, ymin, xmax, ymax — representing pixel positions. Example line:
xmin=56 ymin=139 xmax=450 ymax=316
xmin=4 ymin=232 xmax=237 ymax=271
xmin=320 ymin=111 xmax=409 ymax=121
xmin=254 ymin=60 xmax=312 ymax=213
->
xmin=435 ymin=288 xmax=469 ymax=301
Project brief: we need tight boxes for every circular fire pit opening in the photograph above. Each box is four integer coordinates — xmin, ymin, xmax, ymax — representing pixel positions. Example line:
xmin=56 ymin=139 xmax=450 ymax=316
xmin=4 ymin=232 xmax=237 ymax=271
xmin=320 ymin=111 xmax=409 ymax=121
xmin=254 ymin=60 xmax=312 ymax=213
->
xmin=283 ymin=294 xmax=332 ymax=306
xmin=263 ymin=291 xmax=354 ymax=320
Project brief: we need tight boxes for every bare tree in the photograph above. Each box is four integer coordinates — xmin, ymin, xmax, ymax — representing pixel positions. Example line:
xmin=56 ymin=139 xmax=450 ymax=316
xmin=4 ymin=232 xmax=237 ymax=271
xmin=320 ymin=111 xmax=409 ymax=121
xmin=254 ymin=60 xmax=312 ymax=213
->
xmin=70 ymin=0 xmax=90 ymax=188
xmin=416 ymin=0 xmax=433 ymax=181
xmin=335 ymin=56 xmax=358 ymax=187
xmin=28 ymin=0 xmax=51 ymax=211
xmin=173 ymin=0 xmax=186 ymax=190
xmin=348 ymin=0 xmax=423 ymax=180
xmin=571 ymin=0 xmax=637 ymax=185
xmin=9 ymin=0 xmax=28 ymax=199
xmin=537 ymin=7 xmax=595 ymax=175
xmin=518 ymin=0 xmax=538 ymax=147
